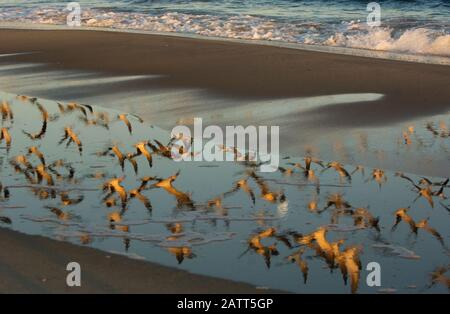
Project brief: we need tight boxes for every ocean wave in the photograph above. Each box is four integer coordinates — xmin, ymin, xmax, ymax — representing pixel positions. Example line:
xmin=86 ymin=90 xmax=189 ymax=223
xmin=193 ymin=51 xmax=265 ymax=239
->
xmin=326 ymin=25 xmax=450 ymax=56
xmin=0 ymin=7 xmax=449 ymax=57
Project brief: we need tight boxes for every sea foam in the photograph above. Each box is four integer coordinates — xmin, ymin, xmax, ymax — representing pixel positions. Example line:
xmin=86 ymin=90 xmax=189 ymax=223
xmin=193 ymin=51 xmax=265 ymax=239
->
xmin=0 ymin=7 xmax=449 ymax=58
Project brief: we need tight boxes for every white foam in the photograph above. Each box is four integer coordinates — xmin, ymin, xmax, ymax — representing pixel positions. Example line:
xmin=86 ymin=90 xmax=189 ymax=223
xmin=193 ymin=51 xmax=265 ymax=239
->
xmin=0 ymin=7 xmax=448 ymax=62
xmin=327 ymin=27 xmax=450 ymax=57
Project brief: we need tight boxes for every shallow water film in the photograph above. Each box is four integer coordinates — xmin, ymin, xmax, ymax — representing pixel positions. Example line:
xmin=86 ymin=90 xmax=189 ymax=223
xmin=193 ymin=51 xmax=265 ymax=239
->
xmin=0 ymin=91 xmax=450 ymax=293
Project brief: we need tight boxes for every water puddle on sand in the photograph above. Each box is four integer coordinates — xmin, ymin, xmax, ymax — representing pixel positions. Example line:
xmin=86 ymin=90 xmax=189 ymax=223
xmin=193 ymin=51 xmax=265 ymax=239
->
xmin=0 ymin=91 xmax=450 ymax=293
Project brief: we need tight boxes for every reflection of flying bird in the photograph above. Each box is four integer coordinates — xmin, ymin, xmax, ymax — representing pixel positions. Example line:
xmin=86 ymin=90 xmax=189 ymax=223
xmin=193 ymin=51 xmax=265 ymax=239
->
xmin=79 ymin=115 xmax=109 ymax=129
xmin=249 ymin=171 xmax=284 ymax=203
xmin=98 ymin=145 xmax=130 ymax=170
xmin=35 ymin=164 xmax=54 ymax=186
xmin=164 ymin=223 xmax=189 ymax=263
xmin=323 ymin=161 xmax=351 ymax=182
xmin=277 ymin=166 xmax=295 ymax=176
xmin=60 ymin=192 xmax=84 ymax=206
xmin=47 ymin=159 xmax=75 ymax=181
xmin=108 ymin=211 xmax=130 ymax=233
xmin=152 ymin=171 xmax=194 ymax=208
xmin=207 ymin=196 xmax=223 ymax=209
xmin=430 ymin=266 xmax=450 ymax=290
xmin=108 ymin=211 xmax=122 ymax=223
xmin=402 ymin=131 xmax=412 ymax=145
xmin=134 ymin=141 xmax=153 ymax=167
xmin=425 ymin=122 xmax=440 ymax=137
xmin=416 ymin=219 xmax=444 ymax=246
xmin=317 ymin=193 xmax=354 ymax=223
xmin=111 ymin=145 xmax=125 ymax=170
xmin=392 ymin=208 xmax=417 ymax=233
xmin=22 ymin=102 xmax=48 ymax=140
xmin=67 ymin=102 xmax=88 ymax=117
xmin=292 ymin=226 xmax=342 ymax=268
xmin=60 ymin=127 xmax=83 ymax=154
xmin=117 ymin=114 xmax=132 ymax=134
xmin=9 ymin=158 xmax=36 ymax=184
xmin=246 ymin=227 xmax=279 ymax=268
xmin=115 ymin=113 xmax=143 ymax=134
xmin=413 ymin=184 xmax=435 ymax=208
xmin=0 ymin=100 xmax=13 ymax=121
xmin=151 ymin=139 xmax=173 ymax=159
xmin=83 ymin=111 xmax=111 ymax=129
xmin=336 ymin=246 xmax=362 ymax=294
xmin=223 ymin=177 xmax=256 ymax=205
xmin=27 ymin=146 xmax=45 ymax=165
xmin=79 ymin=233 xmax=91 ymax=245
xmin=434 ymin=179 xmax=449 ymax=200
xmin=85 ymin=171 xmax=107 ymax=181
xmin=218 ymin=144 xmax=242 ymax=161
xmin=137 ymin=176 xmax=158 ymax=191
xmin=103 ymin=177 xmax=128 ymax=207
xmin=0 ymin=127 xmax=12 ymax=152
xmin=351 ymin=165 xmax=365 ymax=177
xmin=58 ymin=102 xmax=92 ymax=117
xmin=17 ymin=95 xmax=37 ymax=103
xmin=353 ymin=208 xmax=380 ymax=231
xmin=167 ymin=247 xmax=196 ymax=264
xmin=287 ymin=247 xmax=309 ymax=284
xmin=126 ymin=153 xmax=138 ymax=174
xmin=104 ymin=197 xmax=117 ymax=208
xmin=304 ymin=156 xmax=324 ymax=169
xmin=129 ymin=189 xmax=152 ymax=211
xmin=45 ymin=206 xmax=70 ymax=221
xmin=166 ymin=223 xmax=183 ymax=234
xmin=369 ymin=168 xmax=387 ymax=187
xmin=324 ymin=193 xmax=352 ymax=210
xmin=289 ymin=156 xmax=324 ymax=170
xmin=330 ymin=208 xmax=355 ymax=225
xmin=395 ymin=172 xmax=416 ymax=185
xmin=395 ymin=172 xmax=436 ymax=207
xmin=169 ymin=133 xmax=193 ymax=146
xmin=438 ymin=121 xmax=449 ymax=138
xmin=289 ymin=156 xmax=323 ymax=180
xmin=11 ymin=155 xmax=32 ymax=170
xmin=307 ymin=192 xmax=320 ymax=213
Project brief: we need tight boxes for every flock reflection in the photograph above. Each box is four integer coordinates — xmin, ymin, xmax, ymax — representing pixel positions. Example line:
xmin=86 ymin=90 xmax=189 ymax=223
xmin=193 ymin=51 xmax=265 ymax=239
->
xmin=0 ymin=92 xmax=449 ymax=293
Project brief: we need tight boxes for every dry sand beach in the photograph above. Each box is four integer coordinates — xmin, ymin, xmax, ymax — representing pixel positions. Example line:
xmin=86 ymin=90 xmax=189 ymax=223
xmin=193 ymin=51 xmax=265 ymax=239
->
xmin=0 ymin=26 xmax=450 ymax=294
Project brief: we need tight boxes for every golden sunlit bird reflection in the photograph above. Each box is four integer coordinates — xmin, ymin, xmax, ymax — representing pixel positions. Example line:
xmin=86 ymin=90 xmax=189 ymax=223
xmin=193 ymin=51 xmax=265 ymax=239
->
xmin=0 ymin=127 xmax=12 ymax=152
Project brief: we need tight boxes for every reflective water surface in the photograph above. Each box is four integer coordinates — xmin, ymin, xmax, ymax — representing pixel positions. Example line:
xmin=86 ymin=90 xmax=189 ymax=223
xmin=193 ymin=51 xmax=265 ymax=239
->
xmin=1 ymin=91 xmax=450 ymax=293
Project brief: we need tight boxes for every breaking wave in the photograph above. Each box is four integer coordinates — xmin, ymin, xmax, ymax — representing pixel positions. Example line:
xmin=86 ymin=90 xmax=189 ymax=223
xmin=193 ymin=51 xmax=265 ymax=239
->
xmin=0 ymin=6 xmax=449 ymax=58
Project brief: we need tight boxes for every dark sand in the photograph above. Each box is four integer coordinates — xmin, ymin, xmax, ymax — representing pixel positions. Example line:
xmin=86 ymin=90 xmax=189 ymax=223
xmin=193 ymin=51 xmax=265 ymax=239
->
xmin=2 ymin=28 xmax=450 ymax=179
xmin=0 ymin=227 xmax=282 ymax=293
xmin=0 ymin=28 xmax=449 ymax=127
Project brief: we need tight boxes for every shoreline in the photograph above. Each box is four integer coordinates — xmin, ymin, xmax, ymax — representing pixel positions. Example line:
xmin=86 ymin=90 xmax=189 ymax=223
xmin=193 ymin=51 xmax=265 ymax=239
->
xmin=0 ymin=227 xmax=284 ymax=293
xmin=1 ymin=27 xmax=449 ymax=114
xmin=0 ymin=22 xmax=449 ymax=66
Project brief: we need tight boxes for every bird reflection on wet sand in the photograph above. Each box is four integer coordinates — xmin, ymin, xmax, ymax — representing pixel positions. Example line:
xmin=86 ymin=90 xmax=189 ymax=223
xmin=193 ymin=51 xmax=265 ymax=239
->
xmin=0 ymin=92 xmax=449 ymax=294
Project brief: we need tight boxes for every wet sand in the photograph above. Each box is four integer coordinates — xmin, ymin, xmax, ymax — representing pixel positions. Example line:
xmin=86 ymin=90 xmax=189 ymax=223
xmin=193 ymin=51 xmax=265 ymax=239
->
xmin=0 ymin=28 xmax=449 ymax=126
xmin=1 ymin=28 xmax=450 ymax=294
xmin=1 ymin=28 xmax=450 ymax=178
xmin=0 ymin=227 xmax=282 ymax=293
